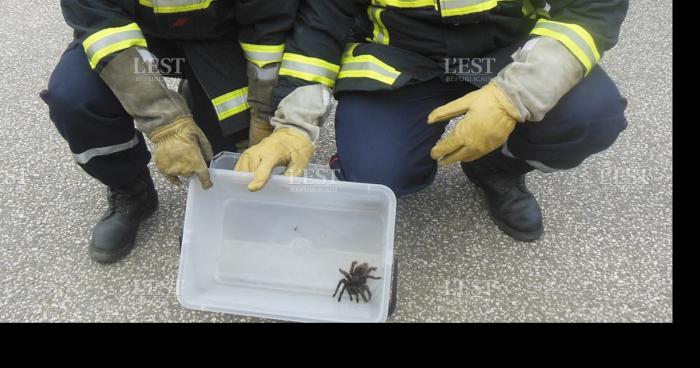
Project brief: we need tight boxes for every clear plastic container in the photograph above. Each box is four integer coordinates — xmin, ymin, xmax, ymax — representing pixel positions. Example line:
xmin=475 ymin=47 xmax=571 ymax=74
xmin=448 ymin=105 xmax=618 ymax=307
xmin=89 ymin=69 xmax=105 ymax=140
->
xmin=209 ymin=151 xmax=338 ymax=180
xmin=177 ymin=153 xmax=396 ymax=322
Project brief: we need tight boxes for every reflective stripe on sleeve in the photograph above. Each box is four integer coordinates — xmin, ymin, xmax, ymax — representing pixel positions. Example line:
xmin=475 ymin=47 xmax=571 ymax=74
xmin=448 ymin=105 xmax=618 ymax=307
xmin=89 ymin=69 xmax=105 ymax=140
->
xmin=212 ymin=87 xmax=250 ymax=122
xmin=439 ymin=0 xmax=499 ymax=17
xmin=82 ymin=23 xmax=148 ymax=69
xmin=240 ymin=43 xmax=285 ymax=68
xmin=338 ymin=48 xmax=401 ymax=86
xmin=530 ymin=19 xmax=601 ymax=74
xmin=138 ymin=0 xmax=214 ymax=13
xmin=368 ymin=7 xmax=390 ymax=45
xmin=279 ymin=53 xmax=341 ymax=88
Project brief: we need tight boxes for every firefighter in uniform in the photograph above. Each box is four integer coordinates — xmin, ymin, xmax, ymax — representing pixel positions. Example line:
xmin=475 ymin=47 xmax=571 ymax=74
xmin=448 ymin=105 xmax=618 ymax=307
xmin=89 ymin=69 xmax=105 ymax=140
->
xmin=236 ymin=0 xmax=630 ymax=242
xmin=41 ymin=0 xmax=298 ymax=263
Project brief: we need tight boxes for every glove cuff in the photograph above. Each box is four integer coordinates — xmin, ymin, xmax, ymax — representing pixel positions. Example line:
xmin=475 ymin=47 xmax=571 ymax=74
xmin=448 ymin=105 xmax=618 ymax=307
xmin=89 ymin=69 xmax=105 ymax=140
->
xmin=247 ymin=61 xmax=280 ymax=117
xmin=494 ymin=37 xmax=585 ymax=122
xmin=489 ymin=82 xmax=524 ymax=123
xmin=270 ymin=84 xmax=333 ymax=144
xmin=100 ymin=47 xmax=191 ymax=134
xmin=274 ymin=127 xmax=315 ymax=149
xmin=148 ymin=115 xmax=195 ymax=143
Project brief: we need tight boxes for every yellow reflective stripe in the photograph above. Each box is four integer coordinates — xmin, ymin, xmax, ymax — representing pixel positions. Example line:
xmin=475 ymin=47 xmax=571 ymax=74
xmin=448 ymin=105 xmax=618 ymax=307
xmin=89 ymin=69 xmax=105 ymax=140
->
xmin=82 ymin=23 xmax=141 ymax=53
xmin=522 ymin=0 xmax=535 ymax=17
xmin=343 ymin=43 xmax=361 ymax=60
xmin=367 ymin=7 xmax=390 ymax=45
xmin=138 ymin=0 xmax=214 ymax=14
xmin=522 ymin=0 xmax=551 ymax=19
xmin=339 ymin=50 xmax=401 ymax=86
xmin=82 ymin=23 xmax=147 ymax=69
xmin=279 ymin=53 xmax=340 ymax=88
xmin=534 ymin=8 xmax=551 ymax=19
xmin=212 ymin=87 xmax=250 ymax=121
xmin=530 ymin=19 xmax=601 ymax=74
xmin=240 ymin=43 xmax=285 ymax=67
xmin=371 ymin=0 xmax=438 ymax=9
xmin=370 ymin=0 xmax=512 ymax=16
xmin=439 ymin=0 xmax=499 ymax=17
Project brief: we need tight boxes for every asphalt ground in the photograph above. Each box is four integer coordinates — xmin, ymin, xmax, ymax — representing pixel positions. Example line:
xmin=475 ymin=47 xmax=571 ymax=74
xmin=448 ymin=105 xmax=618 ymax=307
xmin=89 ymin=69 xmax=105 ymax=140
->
xmin=0 ymin=0 xmax=672 ymax=322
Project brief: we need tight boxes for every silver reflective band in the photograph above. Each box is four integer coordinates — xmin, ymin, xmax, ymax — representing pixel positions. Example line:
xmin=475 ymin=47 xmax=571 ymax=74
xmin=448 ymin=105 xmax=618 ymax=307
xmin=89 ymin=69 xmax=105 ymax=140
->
xmin=214 ymin=95 xmax=248 ymax=116
xmin=340 ymin=62 xmax=400 ymax=80
xmin=214 ymin=94 xmax=249 ymax=121
xmin=140 ymin=0 xmax=214 ymax=13
xmin=440 ymin=0 xmax=493 ymax=11
xmin=154 ymin=0 xmax=209 ymax=5
xmin=526 ymin=160 xmax=559 ymax=173
xmin=375 ymin=31 xmax=388 ymax=45
xmin=84 ymin=30 xmax=144 ymax=62
xmin=368 ymin=7 xmax=389 ymax=45
xmin=244 ymin=50 xmax=284 ymax=63
xmin=533 ymin=22 xmax=598 ymax=66
xmin=501 ymin=144 xmax=559 ymax=173
xmin=280 ymin=60 xmax=339 ymax=80
xmin=73 ymin=135 xmax=140 ymax=164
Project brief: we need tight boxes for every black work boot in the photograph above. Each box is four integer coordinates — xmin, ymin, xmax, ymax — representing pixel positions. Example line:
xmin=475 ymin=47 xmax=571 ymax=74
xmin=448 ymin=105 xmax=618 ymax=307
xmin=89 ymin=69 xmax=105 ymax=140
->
xmin=461 ymin=151 xmax=543 ymax=242
xmin=90 ymin=168 xmax=159 ymax=263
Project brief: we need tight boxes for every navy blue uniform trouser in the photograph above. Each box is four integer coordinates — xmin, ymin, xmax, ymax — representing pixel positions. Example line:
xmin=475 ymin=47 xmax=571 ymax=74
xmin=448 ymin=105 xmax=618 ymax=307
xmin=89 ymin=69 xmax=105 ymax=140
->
xmin=332 ymin=66 xmax=629 ymax=197
xmin=41 ymin=39 xmax=245 ymax=189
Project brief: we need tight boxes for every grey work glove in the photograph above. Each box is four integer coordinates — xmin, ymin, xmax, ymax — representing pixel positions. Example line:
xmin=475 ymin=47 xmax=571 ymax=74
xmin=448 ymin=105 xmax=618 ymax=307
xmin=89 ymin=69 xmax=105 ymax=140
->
xmin=249 ymin=114 xmax=274 ymax=147
xmin=147 ymin=117 xmax=214 ymax=189
xmin=100 ymin=47 xmax=190 ymax=133
xmin=247 ymin=62 xmax=280 ymax=146
xmin=100 ymin=47 xmax=213 ymax=189
xmin=234 ymin=84 xmax=333 ymax=192
xmin=494 ymin=36 xmax=586 ymax=122
xmin=270 ymin=84 xmax=334 ymax=145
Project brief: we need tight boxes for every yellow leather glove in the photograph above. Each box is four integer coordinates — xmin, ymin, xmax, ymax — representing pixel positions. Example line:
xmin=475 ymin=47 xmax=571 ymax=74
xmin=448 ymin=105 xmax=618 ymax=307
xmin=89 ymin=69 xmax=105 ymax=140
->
xmin=147 ymin=117 xmax=214 ymax=189
xmin=235 ymin=128 xmax=314 ymax=192
xmin=427 ymin=82 xmax=522 ymax=166
xmin=249 ymin=113 xmax=275 ymax=147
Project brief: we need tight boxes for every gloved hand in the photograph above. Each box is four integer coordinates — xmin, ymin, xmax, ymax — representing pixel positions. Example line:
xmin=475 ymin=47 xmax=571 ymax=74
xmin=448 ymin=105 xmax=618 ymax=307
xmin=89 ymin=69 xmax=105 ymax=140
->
xmin=249 ymin=113 xmax=274 ymax=146
xmin=147 ymin=116 xmax=214 ymax=189
xmin=98 ymin=48 xmax=213 ymax=188
xmin=427 ymin=82 xmax=522 ymax=166
xmin=234 ymin=128 xmax=314 ymax=192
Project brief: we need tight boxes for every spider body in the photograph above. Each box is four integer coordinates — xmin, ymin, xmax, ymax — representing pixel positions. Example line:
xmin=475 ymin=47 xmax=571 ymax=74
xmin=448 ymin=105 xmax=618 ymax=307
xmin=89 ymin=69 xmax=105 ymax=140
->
xmin=332 ymin=261 xmax=381 ymax=303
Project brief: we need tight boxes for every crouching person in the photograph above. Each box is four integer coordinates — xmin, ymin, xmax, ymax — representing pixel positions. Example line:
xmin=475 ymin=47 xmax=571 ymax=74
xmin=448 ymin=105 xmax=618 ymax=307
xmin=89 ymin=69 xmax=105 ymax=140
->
xmin=236 ymin=0 xmax=629 ymax=242
xmin=41 ymin=0 xmax=298 ymax=263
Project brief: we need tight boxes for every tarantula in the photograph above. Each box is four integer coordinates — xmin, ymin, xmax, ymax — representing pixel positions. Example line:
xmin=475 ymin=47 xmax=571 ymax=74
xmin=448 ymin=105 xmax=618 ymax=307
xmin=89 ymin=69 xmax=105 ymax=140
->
xmin=332 ymin=261 xmax=381 ymax=303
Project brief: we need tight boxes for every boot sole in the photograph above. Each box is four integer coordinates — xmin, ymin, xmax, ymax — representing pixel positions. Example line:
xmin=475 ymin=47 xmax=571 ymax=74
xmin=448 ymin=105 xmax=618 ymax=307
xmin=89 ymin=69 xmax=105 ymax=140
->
xmin=463 ymin=165 xmax=544 ymax=242
xmin=89 ymin=240 xmax=136 ymax=264
xmin=89 ymin=194 xmax=159 ymax=264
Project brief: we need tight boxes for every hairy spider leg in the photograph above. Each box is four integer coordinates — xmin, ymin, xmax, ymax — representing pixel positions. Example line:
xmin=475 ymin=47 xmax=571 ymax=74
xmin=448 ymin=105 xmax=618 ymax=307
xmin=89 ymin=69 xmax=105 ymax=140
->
xmin=333 ymin=278 xmax=346 ymax=298
xmin=359 ymin=287 xmax=369 ymax=302
xmin=349 ymin=261 xmax=358 ymax=273
xmin=339 ymin=269 xmax=351 ymax=278
xmin=362 ymin=285 xmax=372 ymax=301
xmin=336 ymin=282 xmax=348 ymax=302
xmin=366 ymin=266 xmax=380 ymax=279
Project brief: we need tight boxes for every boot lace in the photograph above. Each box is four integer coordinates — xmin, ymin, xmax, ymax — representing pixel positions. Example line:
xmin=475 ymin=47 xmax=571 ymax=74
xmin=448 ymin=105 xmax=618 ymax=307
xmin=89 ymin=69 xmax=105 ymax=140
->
xmin=106 ymin=188 xmax=134 ymax=215
xmin=491 ymin=173 xmax=528 ymax=194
